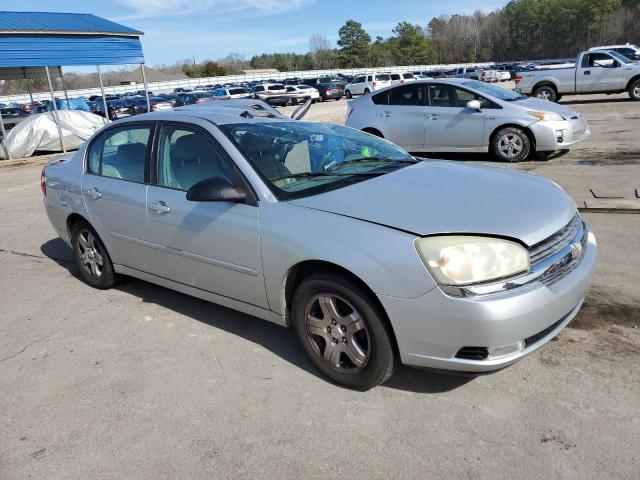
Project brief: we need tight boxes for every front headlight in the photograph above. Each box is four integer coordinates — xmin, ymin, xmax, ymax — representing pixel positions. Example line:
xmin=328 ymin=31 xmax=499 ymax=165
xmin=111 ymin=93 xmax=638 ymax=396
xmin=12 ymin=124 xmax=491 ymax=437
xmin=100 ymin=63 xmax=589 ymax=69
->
xmin=415 ymin=236 xmax=530 ymax=286
xmin=527 ymin=111 xmax=565 ymax=121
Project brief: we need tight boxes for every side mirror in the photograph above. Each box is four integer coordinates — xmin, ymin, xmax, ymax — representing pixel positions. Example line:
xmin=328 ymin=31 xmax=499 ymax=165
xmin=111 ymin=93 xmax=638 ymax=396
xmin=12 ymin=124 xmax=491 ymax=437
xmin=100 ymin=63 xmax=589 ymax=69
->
xmin=186 ymin=177 xmax=246 ymax=203
xmin=466 ymin=99 xmax=482 ymax=111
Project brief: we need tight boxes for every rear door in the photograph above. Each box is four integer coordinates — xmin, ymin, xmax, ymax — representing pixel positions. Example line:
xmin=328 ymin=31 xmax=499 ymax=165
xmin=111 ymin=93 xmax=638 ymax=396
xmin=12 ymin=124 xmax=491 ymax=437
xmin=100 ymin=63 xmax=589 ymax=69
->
xmin=145 ymin=122 xmax=268 ymax=308
xmin=371 ymin=84 xmax=427 ymax=150
xmin=425 ymin=83 xmax=485 ymax=149
xmin=577 ymin=52 xmax=625 ymax=92
xmin=82 ymin=123 xmax=154 ymax=271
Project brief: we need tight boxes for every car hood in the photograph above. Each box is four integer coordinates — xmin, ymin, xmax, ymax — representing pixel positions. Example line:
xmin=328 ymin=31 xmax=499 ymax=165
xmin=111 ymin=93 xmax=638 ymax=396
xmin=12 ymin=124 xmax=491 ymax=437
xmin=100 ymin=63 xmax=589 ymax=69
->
xmin=511 ymin=97 xmax=579 ymax=117
xmin=288 ymin=161 xmax=576 ymax=246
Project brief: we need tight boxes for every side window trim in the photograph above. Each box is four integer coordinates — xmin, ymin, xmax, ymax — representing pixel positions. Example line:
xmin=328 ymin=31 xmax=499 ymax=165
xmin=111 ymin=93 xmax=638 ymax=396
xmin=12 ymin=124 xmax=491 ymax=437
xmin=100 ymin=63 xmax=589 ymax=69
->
xmin=150 ymin=121 xmax=258 ymax=206
xmin=84 ymin=121 xmax=156 ymax=185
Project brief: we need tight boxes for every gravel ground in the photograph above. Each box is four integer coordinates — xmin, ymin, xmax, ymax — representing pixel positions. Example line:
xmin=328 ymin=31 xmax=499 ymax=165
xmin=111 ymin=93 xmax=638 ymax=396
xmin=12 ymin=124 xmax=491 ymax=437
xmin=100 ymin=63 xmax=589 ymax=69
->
xmin=1 ymin=85 xmax=639 ymax=479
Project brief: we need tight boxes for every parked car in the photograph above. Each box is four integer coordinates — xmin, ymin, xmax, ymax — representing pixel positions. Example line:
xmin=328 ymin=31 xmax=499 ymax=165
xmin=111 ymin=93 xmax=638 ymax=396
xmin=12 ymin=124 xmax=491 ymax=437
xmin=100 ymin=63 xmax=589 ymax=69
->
xmin=515 ymin=50 xmax=640 ymax=102
xmin=346 ymin=79 xmax=590 ymax=162
xmin=178 ymin=91 xmax=211 ymax=105
xmin=93 ymin=99 xmax=134 ymax=120
xmin=211 ymin=87 xmax=251 ymax=100
xmin=286 ymin=85 xmax=320 ymax=103
xmin=131 ymin=96 xmax=173 ymax=114
xmin=158 ymin=93 xmax=185 ymax=107
xmin=588 ymin=43 xmax=640 ymax=61
xmin=313 ymin=83 xmax=343 ymax=101
xmin=173 ymin=87 xmax=193 ymax=93
xmin=344 ymin=74 xmax=392 ymax=98
xmin=41 ymin=100 xmax=597 ymax=389
xmin=389 ymin=72 xmax=416 ymax=85
xmin=0 ymin=107 xmax=30 ymax=130
xmin=250 ymin=83 xmax=289 ymax=106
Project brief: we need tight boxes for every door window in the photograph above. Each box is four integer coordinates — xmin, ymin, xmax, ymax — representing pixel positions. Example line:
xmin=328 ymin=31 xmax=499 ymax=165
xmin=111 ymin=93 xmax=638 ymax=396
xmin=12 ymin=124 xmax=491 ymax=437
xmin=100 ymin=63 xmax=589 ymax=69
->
xmin=388 ymin=84 xmax=426 ymax=106
xmin=428 ymin=84 xmax=496 ymax=108
xmin=87 ymin=125 xmax=151 ymax=183
xmin=582 ymin=53 xmax=616 ymax=68
xmin=156 ymin=125 xmax=233 ymax=191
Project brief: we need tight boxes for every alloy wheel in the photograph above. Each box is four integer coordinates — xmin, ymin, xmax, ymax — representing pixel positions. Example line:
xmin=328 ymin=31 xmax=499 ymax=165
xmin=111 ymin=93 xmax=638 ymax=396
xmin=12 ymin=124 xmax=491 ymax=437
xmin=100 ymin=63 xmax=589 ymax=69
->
xmin=537 ymin=89 xmax=552 ymax=100
xmin=497 ymin=133 xmax=524 ymax=159
xmin=303 ymin=293 xmax=370 ymax=372
xmin=77 ymin=229 xmax=104 ymax=278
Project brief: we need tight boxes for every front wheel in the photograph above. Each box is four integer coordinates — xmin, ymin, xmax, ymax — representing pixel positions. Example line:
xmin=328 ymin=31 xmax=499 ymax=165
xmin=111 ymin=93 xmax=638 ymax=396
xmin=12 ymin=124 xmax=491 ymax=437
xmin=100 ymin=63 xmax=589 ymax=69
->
xmin=292 ymin=272 xmax=396 ymax=390
xmin=629 ymin=79 xmax=640 ymax=101
xmin=491 ymin=127 xmax=531 ymax=163
xmin=532 ymin=85 xmax=557 ymax=102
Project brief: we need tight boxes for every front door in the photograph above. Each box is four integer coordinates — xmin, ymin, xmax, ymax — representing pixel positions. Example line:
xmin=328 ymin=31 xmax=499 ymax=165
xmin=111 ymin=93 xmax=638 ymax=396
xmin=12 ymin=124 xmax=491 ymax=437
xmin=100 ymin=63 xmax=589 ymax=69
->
xmin=82 ymin=123 xmax=154 ymax=272
xmin=425 ymin=83 xmax=486 ymax=150
xmin=577 ymin=52 xmax=625 ymax=93
xmin=145 ymin=123 xmax=268 ymax=308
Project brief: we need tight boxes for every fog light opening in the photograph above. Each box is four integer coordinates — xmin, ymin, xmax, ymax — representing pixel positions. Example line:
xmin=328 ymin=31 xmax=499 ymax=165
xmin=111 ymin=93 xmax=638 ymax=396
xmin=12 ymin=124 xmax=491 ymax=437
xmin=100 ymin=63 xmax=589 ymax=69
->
xmin=487 ymin=340 xmax=526 ymax=360
xmin=555 ymin=129 xmax=564 ymax=143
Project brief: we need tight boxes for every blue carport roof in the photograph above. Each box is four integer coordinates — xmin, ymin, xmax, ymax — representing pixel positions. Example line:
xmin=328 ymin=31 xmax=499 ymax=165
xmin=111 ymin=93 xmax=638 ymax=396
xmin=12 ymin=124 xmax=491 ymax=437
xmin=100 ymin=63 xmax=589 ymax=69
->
xmin=0 ymin=11 xmax=145 ymax=68
xmin=0 ymin=11 xmax=142 ymax=36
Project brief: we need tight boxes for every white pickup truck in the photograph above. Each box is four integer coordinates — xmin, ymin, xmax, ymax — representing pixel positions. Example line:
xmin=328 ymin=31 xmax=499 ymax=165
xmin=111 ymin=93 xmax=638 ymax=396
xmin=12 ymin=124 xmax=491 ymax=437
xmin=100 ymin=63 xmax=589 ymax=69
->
xmin=515 ymin=50 xmax=640 ymax=102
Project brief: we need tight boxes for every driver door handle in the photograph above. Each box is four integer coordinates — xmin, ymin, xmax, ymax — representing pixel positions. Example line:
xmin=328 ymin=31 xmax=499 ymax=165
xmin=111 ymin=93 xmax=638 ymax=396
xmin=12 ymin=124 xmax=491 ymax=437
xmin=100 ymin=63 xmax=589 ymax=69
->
xmin=428 ymin=114 xmax=439 ymax=120
xmin=85 ymin=187 xmax=102 ymax=199
xmin=149 ymin=201 xmax=171 ymax=213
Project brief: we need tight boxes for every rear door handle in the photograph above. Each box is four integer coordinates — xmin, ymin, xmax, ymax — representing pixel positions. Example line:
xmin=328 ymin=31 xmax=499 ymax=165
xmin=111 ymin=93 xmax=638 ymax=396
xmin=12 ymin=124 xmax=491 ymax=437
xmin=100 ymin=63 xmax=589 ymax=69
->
xmin=149 ymin=201 xmax=171 ymax=213
xmin=85 ymin=187 xmax=102 ymax=199
xmin=380 ymin=111 xmax=392 ymax=117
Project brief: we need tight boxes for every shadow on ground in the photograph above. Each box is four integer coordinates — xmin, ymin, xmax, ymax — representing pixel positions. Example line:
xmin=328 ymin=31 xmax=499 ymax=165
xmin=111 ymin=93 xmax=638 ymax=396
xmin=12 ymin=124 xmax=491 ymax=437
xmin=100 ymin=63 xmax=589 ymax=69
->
xmin=40 ymin=237 xmax=473 ymax=393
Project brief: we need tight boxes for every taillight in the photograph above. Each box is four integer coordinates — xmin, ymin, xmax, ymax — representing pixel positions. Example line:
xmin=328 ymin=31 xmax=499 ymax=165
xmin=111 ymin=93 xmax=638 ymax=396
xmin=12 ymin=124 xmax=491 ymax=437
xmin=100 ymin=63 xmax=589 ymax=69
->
xmin=196 ymin=98 xmax=205 ymax=104
xmin=373 ymin=82 xmax=377 ymax=88
xmin=514 ymin=75 xmax=522 ymax=84
xmin=151 ymin=103 xmax=158 ymax=110
xmin=40 ymin=168 xmax=46 ymax=196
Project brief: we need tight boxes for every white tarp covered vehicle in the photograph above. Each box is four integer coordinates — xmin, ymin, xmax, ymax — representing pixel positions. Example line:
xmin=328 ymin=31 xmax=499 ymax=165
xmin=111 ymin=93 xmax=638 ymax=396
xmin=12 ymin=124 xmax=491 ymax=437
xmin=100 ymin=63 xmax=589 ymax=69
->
xmin=0 ymin=110 xmax=105 ymax=159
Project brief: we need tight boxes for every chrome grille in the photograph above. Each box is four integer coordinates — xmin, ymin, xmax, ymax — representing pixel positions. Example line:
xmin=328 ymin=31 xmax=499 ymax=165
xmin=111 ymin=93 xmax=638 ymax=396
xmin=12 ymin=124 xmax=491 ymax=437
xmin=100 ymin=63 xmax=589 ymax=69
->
xmin=529 ymin=214 xmax=582 ymax=265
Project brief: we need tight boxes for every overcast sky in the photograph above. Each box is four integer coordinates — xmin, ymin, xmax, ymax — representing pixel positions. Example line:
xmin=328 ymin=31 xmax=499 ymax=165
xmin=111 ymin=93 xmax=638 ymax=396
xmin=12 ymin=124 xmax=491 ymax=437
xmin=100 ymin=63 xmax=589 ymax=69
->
xmin=3 ymin=0 xmax=508 ymax=67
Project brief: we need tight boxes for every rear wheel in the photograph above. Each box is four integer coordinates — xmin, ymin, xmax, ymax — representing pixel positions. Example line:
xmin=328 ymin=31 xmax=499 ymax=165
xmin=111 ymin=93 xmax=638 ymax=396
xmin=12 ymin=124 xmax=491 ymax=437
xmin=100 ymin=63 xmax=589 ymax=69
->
xmin=71 ymin=220 xmax=117 ymax=289
xmin=532 ymin=85 xmax=557 ymax=102
xmin=491 ymin=127 xmax=531 ymax=163
xmin=292 ymin=272 xmax=396 ymax=390
xmin=364 ymin=88 xmax=371 ymax=94
xmin=629 ymin=79 xmax=640 ymax=101
xmin=345 ymin=90 xmax=352 ymax=99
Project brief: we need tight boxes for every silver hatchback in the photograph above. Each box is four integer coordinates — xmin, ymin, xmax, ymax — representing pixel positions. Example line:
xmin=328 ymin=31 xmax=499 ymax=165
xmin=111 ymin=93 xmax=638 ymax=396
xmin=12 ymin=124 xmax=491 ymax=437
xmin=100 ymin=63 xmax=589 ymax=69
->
xmin=346 ymin=79 xmax=590 ymax=162
xmin=43 ymin=100 xmax=597 ymax=389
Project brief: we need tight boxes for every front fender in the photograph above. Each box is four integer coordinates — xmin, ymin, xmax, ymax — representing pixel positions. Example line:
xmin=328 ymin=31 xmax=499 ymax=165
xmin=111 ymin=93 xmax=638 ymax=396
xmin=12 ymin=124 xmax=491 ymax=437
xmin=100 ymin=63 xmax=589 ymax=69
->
xmin=259 ymin=202 xmax=437 ymax=316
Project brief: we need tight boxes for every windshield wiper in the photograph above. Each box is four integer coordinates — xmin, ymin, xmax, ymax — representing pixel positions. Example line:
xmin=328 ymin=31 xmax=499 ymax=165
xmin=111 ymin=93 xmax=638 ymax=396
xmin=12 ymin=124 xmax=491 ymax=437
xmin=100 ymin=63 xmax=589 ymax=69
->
xmin=270 ymin=172 xmax=337 ymax=182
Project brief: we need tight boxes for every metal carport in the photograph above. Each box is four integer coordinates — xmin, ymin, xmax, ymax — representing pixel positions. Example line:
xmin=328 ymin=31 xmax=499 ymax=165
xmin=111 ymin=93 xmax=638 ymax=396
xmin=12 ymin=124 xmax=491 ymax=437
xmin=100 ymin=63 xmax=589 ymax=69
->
xmin=0 ymin=11 xmax=148 ymax=160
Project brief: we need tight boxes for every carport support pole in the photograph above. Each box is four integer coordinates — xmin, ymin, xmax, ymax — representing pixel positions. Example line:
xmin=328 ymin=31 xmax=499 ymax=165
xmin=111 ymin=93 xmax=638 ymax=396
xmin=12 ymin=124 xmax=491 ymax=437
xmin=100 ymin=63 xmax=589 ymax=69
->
xmin=0 ymin=108 xmax=11 ymax=160
xmin=26 ymin=80 xmax=34 ymax=105
xmin=45 ymin=66 xmax=66 ymax=154
xmin=96 ymin=66 xmax=109 ymax=126
xmin=141 ymin=64 xmax=151 ymax=112
xmin=60 ymin=67 xmax=70 ymax=110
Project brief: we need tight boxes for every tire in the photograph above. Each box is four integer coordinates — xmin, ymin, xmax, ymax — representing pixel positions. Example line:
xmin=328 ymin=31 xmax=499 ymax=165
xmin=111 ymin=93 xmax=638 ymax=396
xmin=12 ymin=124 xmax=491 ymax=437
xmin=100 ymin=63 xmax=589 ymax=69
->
xmin=629 ymin=78 xmax=640 ymax=101
xmin=555 ymin=94 xmax=563 ymax=102
xmin=71 ymin=220 xmax=117 ymax=289
xmin=345 ymin=90 xmax=352 ymax=99
xmin=532 ymin=85 xmax=557 ymax=102
xmin=292 ymin=272 xmax=396 ymax=390
xmin=491 ymin=127 xmax=531 ymax=163
xmin=364 ymin=88 xmax=371 ymax=94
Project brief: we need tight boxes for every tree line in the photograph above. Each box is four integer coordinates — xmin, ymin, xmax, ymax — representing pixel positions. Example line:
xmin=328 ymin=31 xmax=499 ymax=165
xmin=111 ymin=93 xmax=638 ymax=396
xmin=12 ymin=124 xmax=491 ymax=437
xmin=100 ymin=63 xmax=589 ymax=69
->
xmin=2 ymin=0 xmax=639 ymax=95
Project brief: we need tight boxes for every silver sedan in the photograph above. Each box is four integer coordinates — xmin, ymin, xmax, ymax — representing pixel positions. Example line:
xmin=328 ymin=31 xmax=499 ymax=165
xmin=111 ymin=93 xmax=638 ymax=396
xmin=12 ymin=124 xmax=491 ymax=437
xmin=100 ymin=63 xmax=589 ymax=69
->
xmin=42 ymin=100 xmax=597 ymax=389
xmin=346 ymin=79 xmax=591 ymax=162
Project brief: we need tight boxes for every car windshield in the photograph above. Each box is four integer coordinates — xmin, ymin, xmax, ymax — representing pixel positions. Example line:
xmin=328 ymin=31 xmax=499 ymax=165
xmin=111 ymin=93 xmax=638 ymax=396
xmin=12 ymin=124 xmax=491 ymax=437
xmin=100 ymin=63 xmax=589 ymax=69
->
xmin=219 ymin=122 xmax=416 ymax=200
xmin=461 ymin=80 xmax=525 ymax=100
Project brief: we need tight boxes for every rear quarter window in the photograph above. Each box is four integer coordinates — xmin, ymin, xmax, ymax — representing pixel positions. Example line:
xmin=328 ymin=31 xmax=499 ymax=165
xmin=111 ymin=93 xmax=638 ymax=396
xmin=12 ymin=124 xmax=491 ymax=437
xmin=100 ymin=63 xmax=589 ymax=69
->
xmin=376 ymin=74 xmax=391 ymax=81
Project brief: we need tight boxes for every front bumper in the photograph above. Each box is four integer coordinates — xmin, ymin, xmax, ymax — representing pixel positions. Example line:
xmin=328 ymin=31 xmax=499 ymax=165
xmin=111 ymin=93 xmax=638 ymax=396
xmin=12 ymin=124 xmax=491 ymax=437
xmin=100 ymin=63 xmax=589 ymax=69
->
xmin=378 ymin=230 xmax=597 ymax=372
xmin=530 ymin=116 xmax=591 ymax=152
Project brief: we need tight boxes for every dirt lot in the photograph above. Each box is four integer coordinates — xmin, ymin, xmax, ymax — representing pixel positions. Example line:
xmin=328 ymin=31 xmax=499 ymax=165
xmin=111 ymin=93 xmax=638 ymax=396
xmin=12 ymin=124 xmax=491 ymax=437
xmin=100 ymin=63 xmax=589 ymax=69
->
xmin=1 ymin=87 xmax=639 ymax=479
